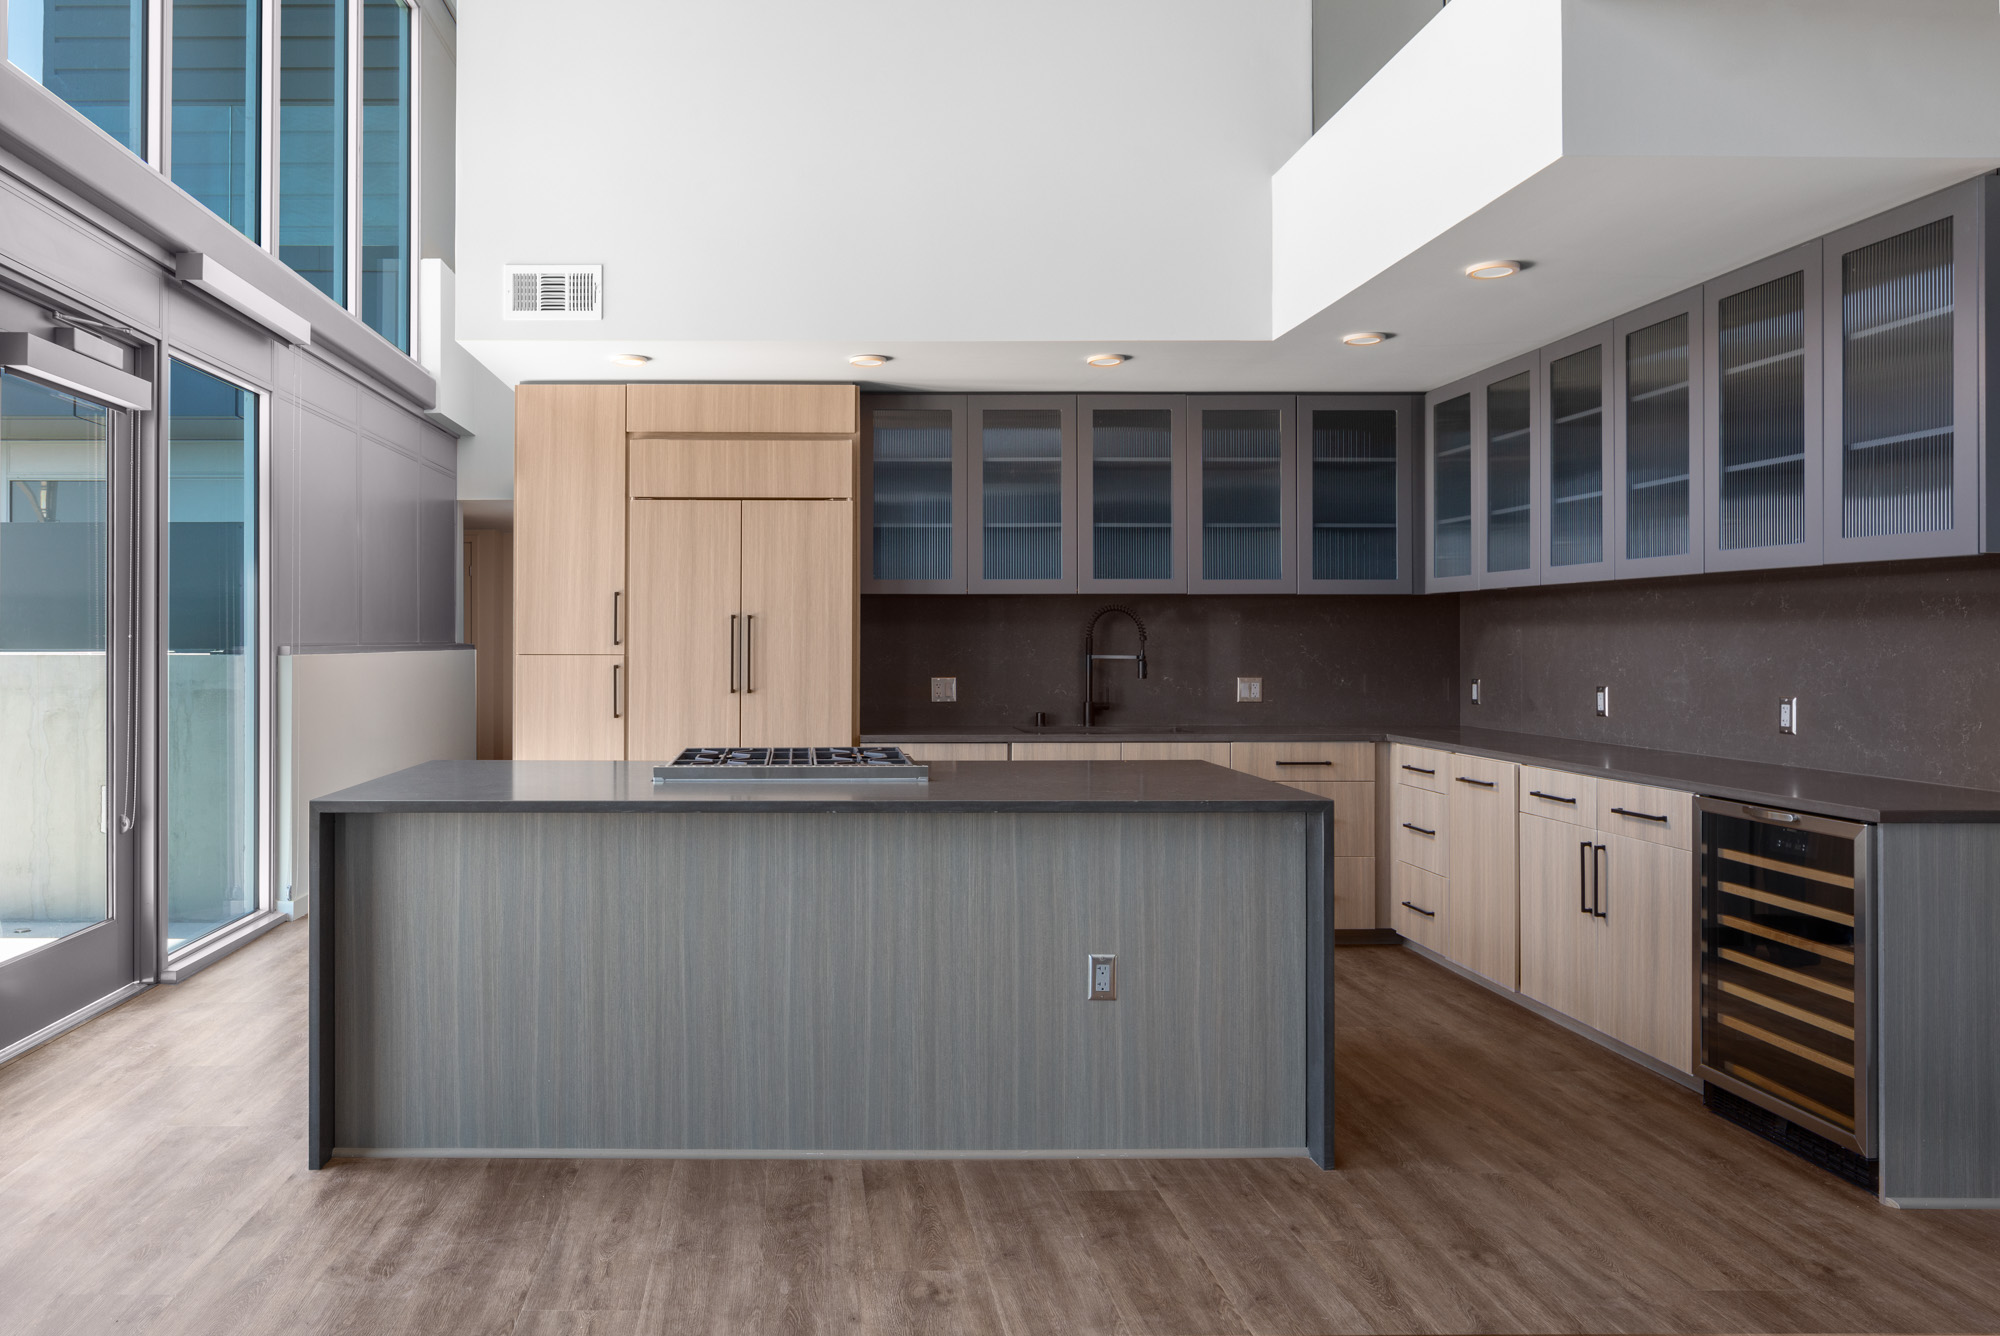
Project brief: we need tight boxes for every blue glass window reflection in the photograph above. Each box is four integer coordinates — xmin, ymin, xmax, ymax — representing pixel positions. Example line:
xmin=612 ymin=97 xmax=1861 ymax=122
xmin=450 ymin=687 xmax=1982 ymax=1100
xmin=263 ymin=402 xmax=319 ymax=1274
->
xmin=360 ymin=0 xmax=410 ymax=349
xmin=8 ymin=0 xmax=147 ymax=155
xmin=172 ymin=0 xmax=260 ymax=239
xmin=279 ymin=0 xmax=347 ymax=302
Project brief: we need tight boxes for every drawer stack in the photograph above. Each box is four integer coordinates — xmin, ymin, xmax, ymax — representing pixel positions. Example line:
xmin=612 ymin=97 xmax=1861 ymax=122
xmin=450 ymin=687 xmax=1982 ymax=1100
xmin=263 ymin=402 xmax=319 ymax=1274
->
xmin=1231 ymin=743 xmax=1376 ymax=931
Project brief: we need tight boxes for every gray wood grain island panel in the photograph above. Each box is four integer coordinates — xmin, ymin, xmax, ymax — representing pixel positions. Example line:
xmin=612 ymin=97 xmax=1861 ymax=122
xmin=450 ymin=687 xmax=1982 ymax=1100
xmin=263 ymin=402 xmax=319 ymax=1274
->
xmin=330 ymin=810 xmax=1309 ymax=1159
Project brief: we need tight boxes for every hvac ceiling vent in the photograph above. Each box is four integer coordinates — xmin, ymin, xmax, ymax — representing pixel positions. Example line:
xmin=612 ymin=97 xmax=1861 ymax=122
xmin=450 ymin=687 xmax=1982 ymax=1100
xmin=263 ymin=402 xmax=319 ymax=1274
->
xmin=502 ymin=265 xmax=603 ymax=320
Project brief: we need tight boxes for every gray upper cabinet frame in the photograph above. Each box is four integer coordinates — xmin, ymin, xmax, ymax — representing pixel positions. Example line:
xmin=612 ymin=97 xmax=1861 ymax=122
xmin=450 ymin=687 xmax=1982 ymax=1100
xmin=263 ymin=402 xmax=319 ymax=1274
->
xmin=1077 ymin=394 xmax=1188 ymax=593
xmin=1423 ymin=370 xmax=1482 ymax=593
xmin=1612 ymin=287 xmax=1707 ymax=581
xmin=1538 ymin=323 xmax=1615 ymax=585
xmin=1476 ymin=350 xmax=1543 ymax=590
xmin=1821 ymin=178 xmax=1984 ymax=565
xmin=967 ymin=394 xmax=1079 ymax=593
xmin=1186 ymin=395 xmax=1299 ymax=594
xmin=1296 ymin=394 xmax=1416 ymax=594
xmin=1703 ymin=240 xmax=1826 ymax=572
xmin=861 ymin=394 xmax=968 ymax=594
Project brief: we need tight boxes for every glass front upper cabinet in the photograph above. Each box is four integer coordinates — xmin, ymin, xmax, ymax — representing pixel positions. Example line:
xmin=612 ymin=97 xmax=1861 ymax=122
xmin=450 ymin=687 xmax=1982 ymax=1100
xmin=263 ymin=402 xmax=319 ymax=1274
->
xmin=1821 ymin=181 xmax=1979 ymax=563
xmin=1481 ymin=355 xmax=1540 ymax=587
xmin=1078 ymin=397 xmax=1184 ymax=593
xmin=8 ymin=0 xmax=148 ymax=158
xmin=967 ymin=396 xmax=1075 ymax=592
xmin=1613 ymin=289 xmax=1704 ymax=580
xmin=1704 ymin=241 xmax=1823 ymax=570
xmin=862 ymin=396 xmax=967 ymax=593
xmin=1426 ymin=384 xmax=1475 ymax=591
xmin=1188 ymin=397 xmax=1295 ymax=593
xmin=1541 ymin=327 xmax=1611 ymax=583
xmin=1298 ymin=396 xmax=1410 ymax=593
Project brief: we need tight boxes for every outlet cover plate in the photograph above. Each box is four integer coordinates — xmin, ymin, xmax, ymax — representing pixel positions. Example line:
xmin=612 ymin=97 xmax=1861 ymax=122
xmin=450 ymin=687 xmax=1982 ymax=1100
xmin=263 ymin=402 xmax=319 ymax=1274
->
xmin=1594 ymin=686 xmax=1610 ymax=717
xmin=1236 ymin=677 xmax=1263 ymax=703
xmin=1779 ymin=696 xmax=1798 ymax=734
xmin=1087 ymin=953 xmax=1117 ymax=1001
xmin=931 ymin=676 xmax=957 ymax=703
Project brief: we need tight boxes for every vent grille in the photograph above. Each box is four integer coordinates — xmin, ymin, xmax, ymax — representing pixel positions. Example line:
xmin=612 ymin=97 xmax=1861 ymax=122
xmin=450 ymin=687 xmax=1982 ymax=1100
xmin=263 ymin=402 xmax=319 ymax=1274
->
xmin=502 ymin=265 xmax=603 ymax=320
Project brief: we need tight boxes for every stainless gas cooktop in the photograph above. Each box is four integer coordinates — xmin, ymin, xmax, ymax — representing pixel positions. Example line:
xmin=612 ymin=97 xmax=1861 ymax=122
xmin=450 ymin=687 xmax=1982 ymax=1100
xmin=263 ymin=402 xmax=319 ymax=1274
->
xmin=652 ymin=746 xmax=929 ymax=781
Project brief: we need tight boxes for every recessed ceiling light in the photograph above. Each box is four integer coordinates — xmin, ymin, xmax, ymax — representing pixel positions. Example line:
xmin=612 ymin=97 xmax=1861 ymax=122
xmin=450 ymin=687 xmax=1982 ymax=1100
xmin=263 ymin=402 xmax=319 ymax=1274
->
xmin=1342 ymin=332 xmax=1390 ymax=347
xmin=848 ymin=354 xmax=890 ymax=368
xmin=1465 ymin=260 xmax=1522 ymax=280
xmin=1085 ymin=354 xmax=1126 ymax=368
xmin=609 ymin=353 xmax=651 ymax=367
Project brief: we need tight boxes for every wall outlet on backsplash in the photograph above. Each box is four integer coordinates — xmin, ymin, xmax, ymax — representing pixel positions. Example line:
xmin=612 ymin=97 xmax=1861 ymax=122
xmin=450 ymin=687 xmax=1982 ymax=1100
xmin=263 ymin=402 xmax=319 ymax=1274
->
xmin=1595 ymin=685 xmax=1610 ymax=718
xmin=1236 ymin=677 xmax=1263 ymax=703
xmin=1779 ymin=696 xmax=1798 ymax=735
xmin=1470 ymin=678 xmax=1482 ymax=705
xmin=931 ymin=677 xmax=957 ymax=703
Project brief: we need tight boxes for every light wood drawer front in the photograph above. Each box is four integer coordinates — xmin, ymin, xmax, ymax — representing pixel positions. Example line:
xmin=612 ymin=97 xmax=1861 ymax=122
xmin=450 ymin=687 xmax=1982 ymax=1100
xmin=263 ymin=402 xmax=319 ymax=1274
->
xmin=1446 ymin=751 xmax=1516 ymax=793
xmin=1596 ymin=780 xmax=1693 ymax=850
xmin=1123 ymin=742 xmax=1232 ymax=764
xmin=630 ymin=438 xmax=853 ymax=499
xmin=1391 ymin=743 xmax=1447 ymax=792
xmin=1392 ymin=785 xmax=1447 ymax=875
xmin=1334 ymin=857 xmax=1377 ymax=931
xmin=1278 ymin=781 xmax=1375 ymax=859
xmin=1519 ymin=765 xmax=1597 ymax=826
xmin=894 ymin=743 xmax=1008 ymax=761
xmin=1230 ymin=741 xmax=1373 ymax=782
xmin=626 ymin=383 xmax=858 ymax=434
xmin=1012 ymin=742 xmax=1121 ymax=761
xmin=1393 ymin=862 xmax=1447 ymax=952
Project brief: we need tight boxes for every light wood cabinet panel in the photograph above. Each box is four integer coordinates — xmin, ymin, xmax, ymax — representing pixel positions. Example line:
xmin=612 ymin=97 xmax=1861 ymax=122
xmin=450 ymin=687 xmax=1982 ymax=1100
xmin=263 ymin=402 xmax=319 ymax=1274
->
xmin=1596 ymin=779 xmax=1693 ymax=850
xmin=1519 ymin=811 xmax=1598 ymax=1022
xmin=1229 ymin=741 xmax=1372 ymax=782
xmin=893 ymin=743 xmax=1009 ymax=761
xmin=1445 ymin=754 xmax=1519 ymax=989
xmin=1012 ymin=743 xmax=1121 ymax=761
xmin=1393 ymin=861 xmax=1447 ymax=953
xmin=1280 ymin=781 xmax=1375 ymax=860
xmin=514 ymin=385 xmax=627 ymax=654
xmin=1122 ymin=742 xmax=1231 ymax=764
xmin=739 ymin=500 xmax=856 ymax=748
xmin=1392 ymin=784 xmax=1447 ymax=875
xmin=1520 ymin=764 xmax=1596 ymax=826
xmin=626 ymin=383 xmax=858 ymax=435
xmin=1391 ymin=743 xmax=1447 ymax=793
xmin=1335 ymin=857 xmax=1377 ymax=931
xmin=513 ymin=654 xmax=625 ymax=761
xmin=626 ymin=500 xmax=743 ymax=759
xmin=1599 ymin=833 xmax=1695 ymax=1073
xmin=629 ymin=438 xmax=853 ymax=500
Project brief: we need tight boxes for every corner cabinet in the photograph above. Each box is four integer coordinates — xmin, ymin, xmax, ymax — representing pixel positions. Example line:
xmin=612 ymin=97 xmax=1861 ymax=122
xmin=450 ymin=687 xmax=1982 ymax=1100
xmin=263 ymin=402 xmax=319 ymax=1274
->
xmin=1424 ymin=354 xmax=1540 ymax=591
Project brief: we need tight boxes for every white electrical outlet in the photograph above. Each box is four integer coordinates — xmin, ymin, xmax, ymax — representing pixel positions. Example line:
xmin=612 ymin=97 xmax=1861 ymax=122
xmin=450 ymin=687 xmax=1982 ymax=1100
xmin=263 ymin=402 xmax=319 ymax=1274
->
xmin=1087 ymin=953 xmax=1117 ymax=1001
xmin=1236 ymin=677 xmax=1263 ymax=703
xmin=931 ymin=676 xmax=957 ymax=703
xmin=1779 ymin=696 xmax=1798 ymax=735
xmin=1595 ymin=685 xmax=1610 ymax=717
xmin=1470 ymin=678 xmax=1482 ymax=705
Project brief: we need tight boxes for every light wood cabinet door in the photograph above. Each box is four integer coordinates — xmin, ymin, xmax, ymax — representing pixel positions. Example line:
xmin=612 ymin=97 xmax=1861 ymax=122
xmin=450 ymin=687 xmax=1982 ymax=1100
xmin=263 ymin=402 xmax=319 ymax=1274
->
xmin=1518 ymin=811 xmax=1599 ymax=1022
xmin=1229 ymin=741 xmax=1373 ymax=782
xmin=513 ymin=654 xmax=625 ymax=760
xmin=515 ymin=385 xmax=627 ymax=654
xmin=1279 ymin=781 xmax=1374 ymax=860
xmin=1598 ymin=833 xmax=1696 ymax=1073
xmin=739 ymin=500 xmax=856 ymax=748
xmin=1012 ymin=743 xmax=1121 ymax=761
xmin=627 ymin=500 xmax=743 ymax=759
xmin=1444 ymin=754 xmax=1519 ymax=988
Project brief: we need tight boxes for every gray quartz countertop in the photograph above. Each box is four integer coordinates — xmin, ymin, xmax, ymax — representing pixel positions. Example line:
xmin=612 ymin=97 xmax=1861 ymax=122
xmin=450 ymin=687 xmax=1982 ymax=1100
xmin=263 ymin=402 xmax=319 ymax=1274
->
xmin=863 ymin=725 xmax=2000 ymax=824
xmin=311 ymin=758 xmax=1332 ymax=816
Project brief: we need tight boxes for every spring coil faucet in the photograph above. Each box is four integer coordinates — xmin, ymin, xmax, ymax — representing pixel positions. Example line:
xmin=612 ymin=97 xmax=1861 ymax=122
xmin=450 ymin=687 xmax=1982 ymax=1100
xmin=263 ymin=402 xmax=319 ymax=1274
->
xmin=1082 ymin=605 xmax=1148 ymax=728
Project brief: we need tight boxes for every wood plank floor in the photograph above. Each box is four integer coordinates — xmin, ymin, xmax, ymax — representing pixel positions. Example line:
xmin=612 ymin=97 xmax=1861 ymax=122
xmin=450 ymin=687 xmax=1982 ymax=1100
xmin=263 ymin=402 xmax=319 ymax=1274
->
xmin=4 ymin=922 xmax=1999 ymax=1335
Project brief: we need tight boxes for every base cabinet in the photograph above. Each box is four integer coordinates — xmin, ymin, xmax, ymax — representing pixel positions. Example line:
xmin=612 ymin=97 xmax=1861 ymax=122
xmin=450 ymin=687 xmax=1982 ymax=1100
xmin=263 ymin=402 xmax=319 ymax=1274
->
xmin=514 ymin=654 xmax=626 ymax=761
xmin=1443 ymin=754 xmax=1519 ymax=988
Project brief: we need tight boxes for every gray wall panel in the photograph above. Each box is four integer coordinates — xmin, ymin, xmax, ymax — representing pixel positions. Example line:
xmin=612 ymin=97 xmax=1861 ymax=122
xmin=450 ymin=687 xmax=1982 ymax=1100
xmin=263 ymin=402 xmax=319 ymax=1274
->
xmin=0 ymin=173 xmax=165 ymax=334
xmin=359 ymin=440 xmax=422 ymax=645
xmin=418 ymin=463 xmax=458 ymax=644
xmin=296 ymin=408 xmax=362 ymax=647
xmin=297 ymin=353 xmax=361 ymax=426
xmin=164 ymin=287 xmax=278 ymax=393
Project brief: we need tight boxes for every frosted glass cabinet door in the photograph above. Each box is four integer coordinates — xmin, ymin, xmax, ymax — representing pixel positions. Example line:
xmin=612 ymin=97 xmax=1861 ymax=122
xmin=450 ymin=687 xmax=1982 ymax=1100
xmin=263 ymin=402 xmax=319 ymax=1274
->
xmin=861 ymin=395 xmax=967 ymax=593
xmin=1612 ymin=289 xmax=1705 ymax=580
xmin=1820 ymin=180 xmax=1981 ymax=564
xmin=1296 ymin=394 xmax=1414 ymax=593
xmin=1424 ymin=374 xmax=1479 ymax=592
xmin=1078 ymin=395 xmax=1185 ymax=592
xmin=967 ymin=395 xmax=1077 ymax=592
xmin=1480 ymin=353 xmax=1541 ymax=589
xmin=1187 ymin=396 xmax=1296 ymax=593
xmin=1539 ymin=325 xmax=1613 ymax=584
xmin=1704 ymin=241 xmax=1824 ymax=571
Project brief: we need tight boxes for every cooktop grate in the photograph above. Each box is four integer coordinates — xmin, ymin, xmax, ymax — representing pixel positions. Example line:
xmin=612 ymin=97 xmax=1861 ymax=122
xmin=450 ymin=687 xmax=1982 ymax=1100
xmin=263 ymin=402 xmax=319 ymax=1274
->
xmin=653 ymin=746 xmax=929 ymax=781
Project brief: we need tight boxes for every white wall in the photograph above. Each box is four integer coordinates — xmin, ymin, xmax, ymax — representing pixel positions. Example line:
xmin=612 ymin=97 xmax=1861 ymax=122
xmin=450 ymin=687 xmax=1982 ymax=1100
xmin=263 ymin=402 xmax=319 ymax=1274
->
xmin=278 ymin=649 xmax=475 ymax=916
xmin=456 ymin=0 xmax=1311 ymax=350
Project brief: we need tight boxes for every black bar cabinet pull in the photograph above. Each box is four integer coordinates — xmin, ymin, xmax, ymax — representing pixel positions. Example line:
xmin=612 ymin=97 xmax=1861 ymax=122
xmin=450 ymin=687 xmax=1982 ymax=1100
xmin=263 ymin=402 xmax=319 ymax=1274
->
xmin=729 ymin=614 xmax=739 ymax=693
xmin=1275 ymin=760 xmax=1334 ymax=767
xmin=744 ymin=614 xmax=755 ymax=693
xmin=1401 ymin=764 xmax=1435 ymax=776
xmin=1402 ymin=823 xmax=1435 ymax=837
xmin=1592 ymin=843 xmax=1608 ymax=918
xmin=1530 ymin=790 xmax=1577 ymax=805
xmin=612 ymin=591 xmax=622 ymax=646
xmin=1579 ymin=841 xmax=1591 ymax=915
xmin=1610 ymin=806 xmax=1669 ymax=823
xmin=1400 ymin=901 xmax=1436 ymax=918
xmin=1456 ymin=776 xmax=1496 ymax=788
xmin=612 ymin=664 xmax=623 ymax=719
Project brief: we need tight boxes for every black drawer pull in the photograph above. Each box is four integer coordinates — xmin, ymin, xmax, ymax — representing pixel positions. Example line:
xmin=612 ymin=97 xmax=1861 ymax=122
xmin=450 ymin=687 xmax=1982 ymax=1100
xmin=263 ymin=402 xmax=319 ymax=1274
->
xmin=1401 ymin=764 xmax=1435 ymax=775
xmin=1274 ymin=760 xmax=1334 ymax=767
xmin=1401 ymin=823 xmax=1435 ymax=837
xmin=1456 ymin=776 xmax=1496 ymax=788
xmin=1610 ymin=806 xmax=1669 ymax=823
xmin=1400 ymin=901 xmax=1436 ymax=918
xmin=1529 ymin=790 xmax=1578 ymax=805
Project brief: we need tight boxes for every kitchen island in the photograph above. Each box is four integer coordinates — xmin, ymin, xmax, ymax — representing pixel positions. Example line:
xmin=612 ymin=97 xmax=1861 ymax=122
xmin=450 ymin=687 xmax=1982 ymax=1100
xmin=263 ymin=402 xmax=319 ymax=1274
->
xmin=309 ymin=759 xmax=1334 ymax=1169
